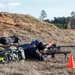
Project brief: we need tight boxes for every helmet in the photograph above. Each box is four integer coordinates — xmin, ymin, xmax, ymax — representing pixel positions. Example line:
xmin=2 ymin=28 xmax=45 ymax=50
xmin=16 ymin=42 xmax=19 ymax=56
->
xmin=31 ymin=40 xmax=42 ymax=46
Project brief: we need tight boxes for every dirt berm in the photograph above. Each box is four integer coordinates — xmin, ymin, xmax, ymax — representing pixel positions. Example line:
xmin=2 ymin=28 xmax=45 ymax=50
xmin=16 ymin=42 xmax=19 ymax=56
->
xmin=0 ymin=12 xmax=75 ymax=75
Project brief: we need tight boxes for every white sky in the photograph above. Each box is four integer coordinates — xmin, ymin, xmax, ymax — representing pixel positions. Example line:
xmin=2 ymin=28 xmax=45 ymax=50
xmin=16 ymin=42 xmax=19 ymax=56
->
xmin=0 ymin=0 xmax=75 ymax=20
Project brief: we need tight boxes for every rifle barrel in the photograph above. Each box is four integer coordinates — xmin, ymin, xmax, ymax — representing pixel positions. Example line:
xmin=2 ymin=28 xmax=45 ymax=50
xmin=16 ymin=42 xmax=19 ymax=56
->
xmin=46 ymin=51 xmax=71 ymax=55
xmin=58 ymin=45 xmax=75 ymax=48
xmin=55 ymin=51 xmax=71 ymax=54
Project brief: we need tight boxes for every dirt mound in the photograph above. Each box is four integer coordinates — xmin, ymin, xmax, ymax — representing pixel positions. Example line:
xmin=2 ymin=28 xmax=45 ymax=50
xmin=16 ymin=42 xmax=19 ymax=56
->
xmin=0 ymin=12 xmax=75 ymax=44
xmin=0 ymin=12 xmax=75 ymax=75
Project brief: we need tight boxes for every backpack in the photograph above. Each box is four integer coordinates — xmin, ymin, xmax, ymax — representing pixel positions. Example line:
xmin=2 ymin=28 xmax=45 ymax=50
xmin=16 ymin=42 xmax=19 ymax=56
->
xmin=0 ymin=36 xmax=19 ymax=45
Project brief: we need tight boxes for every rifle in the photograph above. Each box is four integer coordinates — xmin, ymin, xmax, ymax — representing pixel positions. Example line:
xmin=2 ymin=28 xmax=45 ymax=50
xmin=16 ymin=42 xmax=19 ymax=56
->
xmin=43 ymin=44 xmax=73 ymax=58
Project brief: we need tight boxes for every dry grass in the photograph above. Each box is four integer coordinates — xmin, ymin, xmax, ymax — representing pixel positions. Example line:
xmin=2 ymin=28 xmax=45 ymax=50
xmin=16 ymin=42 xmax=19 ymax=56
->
xmin=0 ymin=12 xmax=75 ymax=75
xmin=0 ymin=59 xmax=75 ymax=75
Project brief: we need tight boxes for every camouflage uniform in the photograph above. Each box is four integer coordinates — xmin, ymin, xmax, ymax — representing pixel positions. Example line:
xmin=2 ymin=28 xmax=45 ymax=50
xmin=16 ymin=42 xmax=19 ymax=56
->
xmin=19 ymin=40 xmax=47 ymax=61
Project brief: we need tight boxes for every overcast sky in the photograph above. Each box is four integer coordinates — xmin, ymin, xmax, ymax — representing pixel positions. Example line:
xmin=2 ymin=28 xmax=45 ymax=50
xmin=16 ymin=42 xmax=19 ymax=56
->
xmin=0 ymin=0 xmax=75 ymax=20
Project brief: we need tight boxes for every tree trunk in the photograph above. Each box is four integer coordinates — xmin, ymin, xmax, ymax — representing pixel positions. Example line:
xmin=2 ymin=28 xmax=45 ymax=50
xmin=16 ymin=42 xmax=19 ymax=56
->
xmin=67 ymin=21 xmax=71 ymax=29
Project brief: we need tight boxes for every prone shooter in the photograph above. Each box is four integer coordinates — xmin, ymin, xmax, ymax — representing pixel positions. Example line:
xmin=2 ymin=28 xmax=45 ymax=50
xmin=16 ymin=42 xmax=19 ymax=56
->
xmin=19 ymin=40 xmax=71 ymax=61
xmin=0 ymin=36 xmax=73 ymax=62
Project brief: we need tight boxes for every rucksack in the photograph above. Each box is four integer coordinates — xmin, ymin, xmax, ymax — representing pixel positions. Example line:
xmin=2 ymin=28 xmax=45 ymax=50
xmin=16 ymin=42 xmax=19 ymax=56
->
xmin=0 ymin=36 xmax=19 ymax=45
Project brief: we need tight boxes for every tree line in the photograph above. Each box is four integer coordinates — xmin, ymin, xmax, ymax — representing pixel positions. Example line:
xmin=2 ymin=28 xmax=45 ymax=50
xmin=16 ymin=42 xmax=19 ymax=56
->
xmin=39 ymin=10 xmax=75 ymax=29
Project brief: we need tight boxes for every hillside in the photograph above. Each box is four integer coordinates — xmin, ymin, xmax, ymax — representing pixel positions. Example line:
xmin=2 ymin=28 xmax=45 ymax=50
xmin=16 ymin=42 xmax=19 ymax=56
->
xmin=0 ymin=12 xmax=75 ymax=75
xmin=0 ymin=12 xmax=75 ymax=44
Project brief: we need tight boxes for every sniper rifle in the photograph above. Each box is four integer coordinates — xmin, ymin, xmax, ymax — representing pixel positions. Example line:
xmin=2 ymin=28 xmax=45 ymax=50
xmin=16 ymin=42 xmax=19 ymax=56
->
xmin=43 ymin=44 xmax=74 ymax=58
